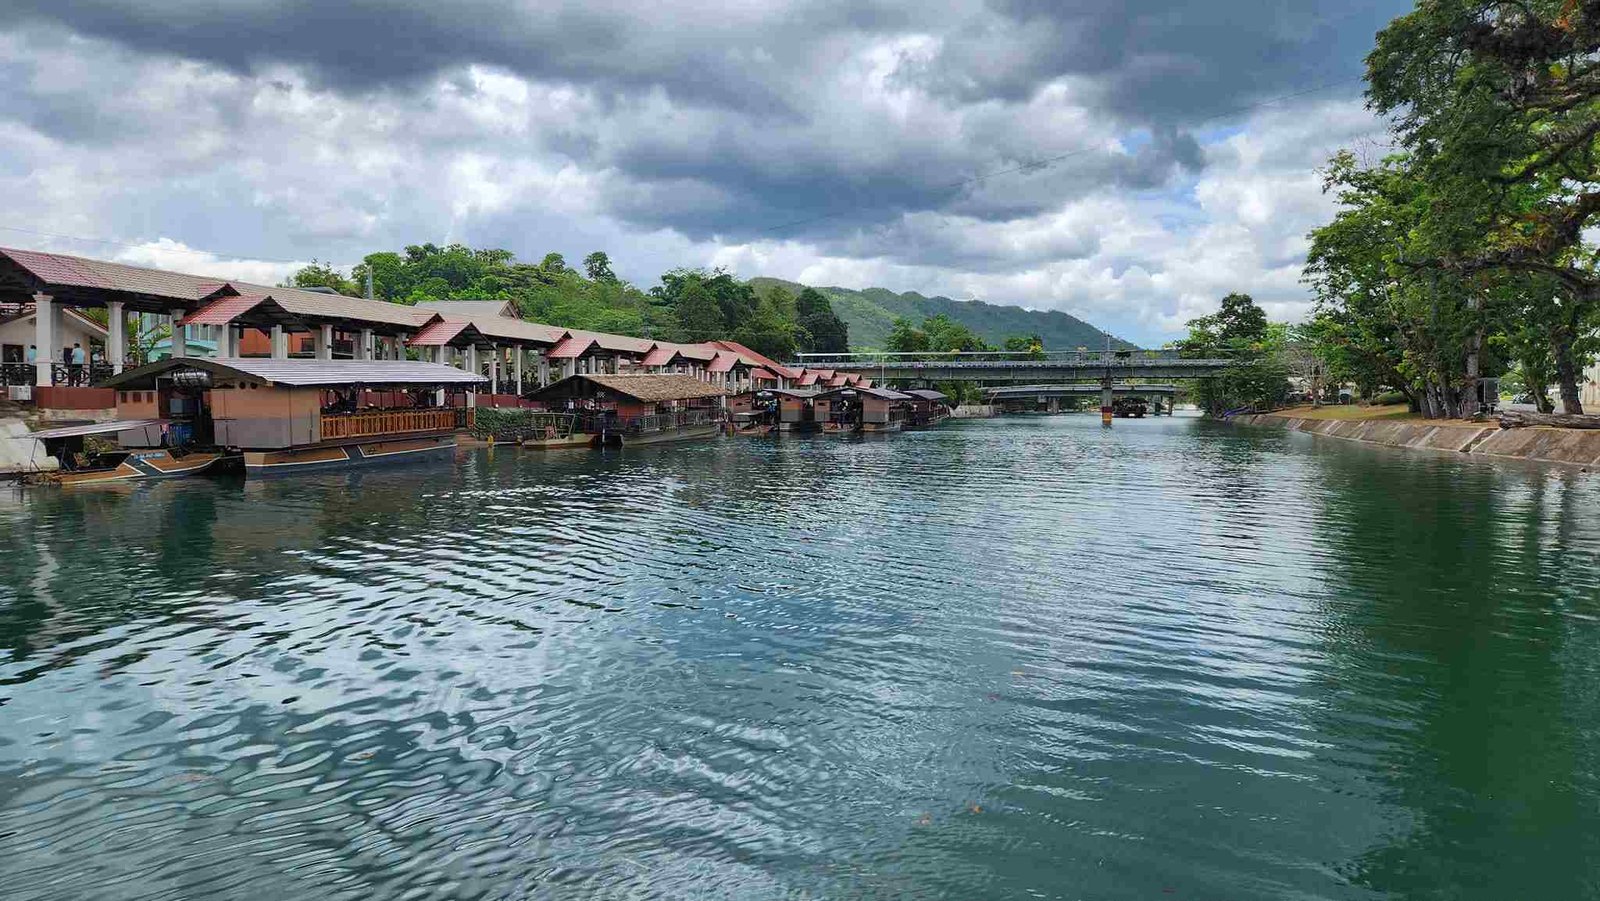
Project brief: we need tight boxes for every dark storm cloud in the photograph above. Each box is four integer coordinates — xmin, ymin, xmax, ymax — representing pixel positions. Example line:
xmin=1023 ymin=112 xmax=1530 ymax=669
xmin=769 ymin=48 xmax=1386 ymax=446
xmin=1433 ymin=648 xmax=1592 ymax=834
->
xmin=1 ymin=0 xmax=1409 ymax=258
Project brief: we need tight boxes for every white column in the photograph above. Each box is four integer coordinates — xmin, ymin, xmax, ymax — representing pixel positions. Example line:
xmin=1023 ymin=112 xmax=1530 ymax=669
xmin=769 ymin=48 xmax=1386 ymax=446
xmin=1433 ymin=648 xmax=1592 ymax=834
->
xmin=539 ymin=354 xmax=551 ymax=386
xmin=315 ymin=323 xmax=333 ymax=360
xmin=33 ymin=293 xmax=54 ymax=386
xmin=169 ymin=312 xmax=188 ymax=358
xmin=107 ymin=301 xmax=126 ymax=374
xmin=563 ymin=358 xmax=576 ymax=379
xmin=514 ymin=347 xmax=524 ymax=395
xmin=224 ymin=325 xmax=241 ymax=358
xmin=359 ymin=328 xmax=374 ymax=360
xmin=271 ymin=325 xmax=287 ymax=359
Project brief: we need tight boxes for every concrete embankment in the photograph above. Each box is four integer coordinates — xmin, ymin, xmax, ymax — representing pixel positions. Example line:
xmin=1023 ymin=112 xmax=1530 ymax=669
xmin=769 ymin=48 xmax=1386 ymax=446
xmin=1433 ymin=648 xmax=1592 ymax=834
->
xmin=1230 ymin=413 xmax=1600 ymax=468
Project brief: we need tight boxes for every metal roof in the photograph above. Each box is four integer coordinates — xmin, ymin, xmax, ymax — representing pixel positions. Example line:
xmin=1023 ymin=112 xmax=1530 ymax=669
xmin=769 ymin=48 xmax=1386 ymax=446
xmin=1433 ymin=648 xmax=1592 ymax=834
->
xmin=529 ymin=373 xmax=726 ymax=403
xmin=817 ymin=385 xmax=911 ymax=401
xmin=902 ymin=389 xmax=948 ymax=401
xmin=545 ymin=335 xmax=596 ymax=359
xmin=179 ymin=294 xmax=273 ymax=327
xmin=231 ymin=282 xmax=433 ymax=329
xmin=1 ymin=247 xmax=232 ymax=303
xmin=102 ymin=357 xmax=486 ymax=389
xmin=709 ymin=340 xmax=801 ymax=379
xmin=640 ymin=346 xmax=681 ymax=367
xmin=706 ymin=352 xmax=739 ymax=373
xmin=415 ymin=299 xmax=518 ymax=319
xmin=28 ymin=419 xmax=166 ymax=440
xmin=408 ymin=319 xmax=473 ymax=347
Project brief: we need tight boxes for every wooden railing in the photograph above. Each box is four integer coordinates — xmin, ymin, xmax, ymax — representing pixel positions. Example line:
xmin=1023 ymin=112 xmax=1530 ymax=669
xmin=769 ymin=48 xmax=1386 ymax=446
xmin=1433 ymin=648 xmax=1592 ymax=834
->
xmin=321 ymin=408 xmax=467 ymax=440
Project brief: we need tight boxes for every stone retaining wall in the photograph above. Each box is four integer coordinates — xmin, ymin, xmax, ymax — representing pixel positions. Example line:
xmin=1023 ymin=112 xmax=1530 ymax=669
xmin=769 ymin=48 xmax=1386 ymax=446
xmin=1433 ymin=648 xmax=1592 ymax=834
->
xmin=1230 ymin=413 xmax=1600 ymax=467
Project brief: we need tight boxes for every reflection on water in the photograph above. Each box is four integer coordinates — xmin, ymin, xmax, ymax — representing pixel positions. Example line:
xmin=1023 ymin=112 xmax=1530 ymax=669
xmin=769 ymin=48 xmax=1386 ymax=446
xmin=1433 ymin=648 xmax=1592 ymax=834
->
xmin=2 ymin=416 xmax=1598 ymax=899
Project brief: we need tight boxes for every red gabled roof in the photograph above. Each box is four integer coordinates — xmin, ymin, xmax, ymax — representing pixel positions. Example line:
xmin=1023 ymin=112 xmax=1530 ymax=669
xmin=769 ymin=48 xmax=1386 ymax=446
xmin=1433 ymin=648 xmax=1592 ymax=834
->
xmin=407 ymin=318 xmax=471 ymax=347
xmin=1 ymin=247 xmax=234 ymax=302
xmin=707 ymin=352 xmax=739 ymax=373
xmin=751 ymin=367 xmax=777 ymax=381
xmin=545 ymin=335 xmax=597 ymax=359
xmin=796 ymin=371 xmax=820 ymax=386
xmin=827 ymin=375 xmax=849 ymax=387
xmin=709 ymin=339 xmax=800 ymax=379
xmin=641 ymin=346 xmax=681 ymax=367
xmin=178 ymin=294 xmax=268 ymax=327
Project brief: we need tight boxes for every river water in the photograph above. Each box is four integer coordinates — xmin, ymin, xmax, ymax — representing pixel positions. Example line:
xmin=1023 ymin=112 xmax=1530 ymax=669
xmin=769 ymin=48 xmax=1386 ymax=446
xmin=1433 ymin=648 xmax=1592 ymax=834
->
xmin=2 ymin=415 xmax=1599 ymax=900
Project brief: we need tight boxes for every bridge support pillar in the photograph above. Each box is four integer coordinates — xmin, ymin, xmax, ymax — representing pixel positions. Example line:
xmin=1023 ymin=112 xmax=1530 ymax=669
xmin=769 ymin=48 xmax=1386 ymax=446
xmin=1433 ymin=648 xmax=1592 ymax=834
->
xmin=1101 ymin=381 xmax=1114 ymax=425
xmin=1046 ymin=396 xmax=1059 ymax=414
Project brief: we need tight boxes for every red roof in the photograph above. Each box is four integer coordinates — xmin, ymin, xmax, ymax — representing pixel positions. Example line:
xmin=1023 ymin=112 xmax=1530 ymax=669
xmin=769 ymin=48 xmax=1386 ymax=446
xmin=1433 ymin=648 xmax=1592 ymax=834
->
xmin=545 ymin=335 xmax=597 ymax=359
xmin=751 ymin=367 xmax=777 ymax=381
xmin=178 ymin=294 xmax=267 ymax=327
xmin=709 ymin=339 xmax=801 ymax=379
xmin=827 ymin=375 xmax=849 ymax=387
xmin=707 ymin=352 xmax=739 ymax=373
xmin=408 ymin=319 xmax=470 ymax=347
xmin=797 ymin=371 xmax=820 ymax=386
xmin=857 ymin=378 xmax=874 ymax=388
xmin=1 ymin=247 xmax=233 ymax=302
xmin=640 ymin=346 xmax=681 ymax=367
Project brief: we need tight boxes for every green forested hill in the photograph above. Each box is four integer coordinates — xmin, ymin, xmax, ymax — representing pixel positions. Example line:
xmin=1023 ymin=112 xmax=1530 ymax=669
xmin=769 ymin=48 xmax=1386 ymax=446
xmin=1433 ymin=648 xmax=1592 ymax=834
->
xmin=747 ymin=277 xmax=1127 ymax=351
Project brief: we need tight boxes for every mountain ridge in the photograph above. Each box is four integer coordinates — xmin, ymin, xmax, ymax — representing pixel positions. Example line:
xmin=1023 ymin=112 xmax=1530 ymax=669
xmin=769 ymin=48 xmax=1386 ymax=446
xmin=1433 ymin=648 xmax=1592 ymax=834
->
xmin=748 ymin=277 xmax=1129 ymax=351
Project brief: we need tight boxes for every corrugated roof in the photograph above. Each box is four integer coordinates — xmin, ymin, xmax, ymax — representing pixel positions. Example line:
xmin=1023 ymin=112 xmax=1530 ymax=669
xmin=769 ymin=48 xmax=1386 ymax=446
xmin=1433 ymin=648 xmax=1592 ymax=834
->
xmin=532 ymin=373 xmax=726 ymax=403
xmin=179 ymin=294 xmax=269 ymax=327
xmin=818 ymin=385 xmax=911 ymax=401
xmin=415 ymin=299 xmax=518 ymax=319
xmin=1 ymin=247 xmax=232 ymax=302
xmin=902 ymin=389 xmax=948 ymax=401
xmin=28 ymin=419 xmax=166 ymax=440
xmin=565 ymin=329 xmax=654 ymax=355
xmin=467 ymin=316 xmax=567 ymax=345
xmin=231 ymin=282 xmax=431 ymax=329
xmin=103 ymin=357 xmax=486 ymax=389
xmin=545 ymin=335 xmax=596 ymax=359
xmin=796 ymin=371 xmax=820 ymax=386
xmin=407 ymin=319 xmax=472 ymax=347
xmin=640 ymin=346 xmax=681 ymax=367
xmin=709 ymin=340 xmax=801 ymax=380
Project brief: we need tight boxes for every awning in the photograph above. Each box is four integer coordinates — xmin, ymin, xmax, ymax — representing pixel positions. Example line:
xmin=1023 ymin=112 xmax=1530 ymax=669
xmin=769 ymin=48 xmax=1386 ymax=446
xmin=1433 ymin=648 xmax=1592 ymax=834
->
xmin=28 ymin=419 xmax=165 ymax=440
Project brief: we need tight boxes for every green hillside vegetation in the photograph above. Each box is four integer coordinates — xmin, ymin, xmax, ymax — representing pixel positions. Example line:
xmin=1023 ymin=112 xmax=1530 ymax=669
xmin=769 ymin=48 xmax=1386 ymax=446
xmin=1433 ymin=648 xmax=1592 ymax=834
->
xmin=285 ymin=245 xmax=849 ymax=363
xmin=748 ymin=277 xmax=1127 ymax=351
xmin=286 ymin=245 xmax=1120 ymax=364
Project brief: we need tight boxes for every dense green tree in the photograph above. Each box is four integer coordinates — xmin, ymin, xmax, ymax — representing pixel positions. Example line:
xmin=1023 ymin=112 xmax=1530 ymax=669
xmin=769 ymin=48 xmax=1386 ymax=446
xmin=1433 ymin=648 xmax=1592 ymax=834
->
xmin=1004 ymin=334 xmax=1044 ymax=355
xmin=284 ymin=259 xmax=360 ymax=296
xmin=583 ymin=251 xmax=616 ymax=282
xmin=795 ymin=287 xmax=850 ymax=353
xmin=1175 ymin=293 xmax=1290 ymax=415
xmin=921 ymin=314 xmax=991 ymax=352
xmin=676 ymin=281 xmax=727 ymax=342
xmin=733 ymin=293 xmax=797 ymax=361
xmin=886 ymin=318 xmax=931 ymax=353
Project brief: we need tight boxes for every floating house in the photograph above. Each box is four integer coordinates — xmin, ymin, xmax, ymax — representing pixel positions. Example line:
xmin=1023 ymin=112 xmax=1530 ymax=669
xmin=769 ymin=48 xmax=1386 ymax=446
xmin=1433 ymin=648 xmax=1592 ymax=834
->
xmin=98 ymin=357 xmax=485 ymax=477
xmin=901 ymin=389 xmax=952 ymax=428
xmin=813 ymin=386 xmax=911 ymax=435
xmin=527 ymin=373 xmax=726 ymax=445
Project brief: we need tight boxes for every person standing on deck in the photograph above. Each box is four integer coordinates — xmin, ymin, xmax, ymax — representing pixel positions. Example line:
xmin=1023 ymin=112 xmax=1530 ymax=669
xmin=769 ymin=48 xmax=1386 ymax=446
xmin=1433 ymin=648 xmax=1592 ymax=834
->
xmin=71 ymin=344 xmax=85 ymax=385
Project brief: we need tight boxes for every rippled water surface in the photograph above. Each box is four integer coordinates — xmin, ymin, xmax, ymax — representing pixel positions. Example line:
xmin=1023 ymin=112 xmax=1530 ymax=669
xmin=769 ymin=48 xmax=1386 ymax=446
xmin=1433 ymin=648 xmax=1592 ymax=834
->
xmin=3 ymin=415 xmax=1600 ymax=900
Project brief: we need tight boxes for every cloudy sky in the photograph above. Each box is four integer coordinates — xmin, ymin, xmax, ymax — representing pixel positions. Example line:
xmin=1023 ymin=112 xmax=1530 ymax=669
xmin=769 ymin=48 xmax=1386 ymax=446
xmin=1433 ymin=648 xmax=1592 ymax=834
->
xmin=0 ymin=1 xmax=1408 ymax=344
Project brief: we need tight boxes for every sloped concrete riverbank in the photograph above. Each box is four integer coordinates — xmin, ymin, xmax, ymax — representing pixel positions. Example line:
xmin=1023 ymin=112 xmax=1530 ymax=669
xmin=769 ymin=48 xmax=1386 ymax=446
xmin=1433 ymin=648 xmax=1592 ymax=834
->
xmin=1230 ymin=412 xmax=1600 ymax=468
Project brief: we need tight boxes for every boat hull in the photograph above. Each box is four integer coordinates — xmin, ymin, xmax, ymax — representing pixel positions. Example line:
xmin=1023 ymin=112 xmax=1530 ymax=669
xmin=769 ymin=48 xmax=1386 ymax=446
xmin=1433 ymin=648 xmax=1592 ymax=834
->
xmin=43 ymin=449 xmax=231 ymax=486
xmin=862 ymin=421 xmax=904 ymax=434
xmin=609 ymin=423 xmax=723 ymax=446
xmin=243 ymin=435 xmax=456 ymax=476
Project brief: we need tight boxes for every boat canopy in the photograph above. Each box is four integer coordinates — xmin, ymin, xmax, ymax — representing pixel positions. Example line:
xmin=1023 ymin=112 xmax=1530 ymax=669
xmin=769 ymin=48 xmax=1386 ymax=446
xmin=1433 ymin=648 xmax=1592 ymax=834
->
xmin=27 ymin=419 xmax=166 ymax=440
xmin=101 ymin=358 xmax=489 ymax=390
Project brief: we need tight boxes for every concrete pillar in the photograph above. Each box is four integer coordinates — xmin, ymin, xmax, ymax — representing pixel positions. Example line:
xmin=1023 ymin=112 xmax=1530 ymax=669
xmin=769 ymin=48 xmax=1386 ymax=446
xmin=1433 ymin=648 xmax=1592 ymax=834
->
xmin=169 ymin=312 xmax=188 ymax=358
xmin=271 ymin=325 xmax=288 ymax=359
xmin=490 ymin=343 xmax=500 ymax=395
xmin=562 ymin=357 xmax=575 ymax=380
xmin=514 ymin=347 xmax=524 ymax=395
xmin=1046 ymin=396 xmax=1059 ymax=414
xmin=33 ymin=293 xmax=54 ymax=386
xmin=107 ymin=301 xmax=126 ymax=374
xmin=359 ymin=328 xmax=374 ymax=360
xmin=314 ymin=323 xmax=333 ymax=360
xmin=1100 ymin=381 xmax=1114 ymax=425
xmin=224 ymin=325 xmax=241 ymax=358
